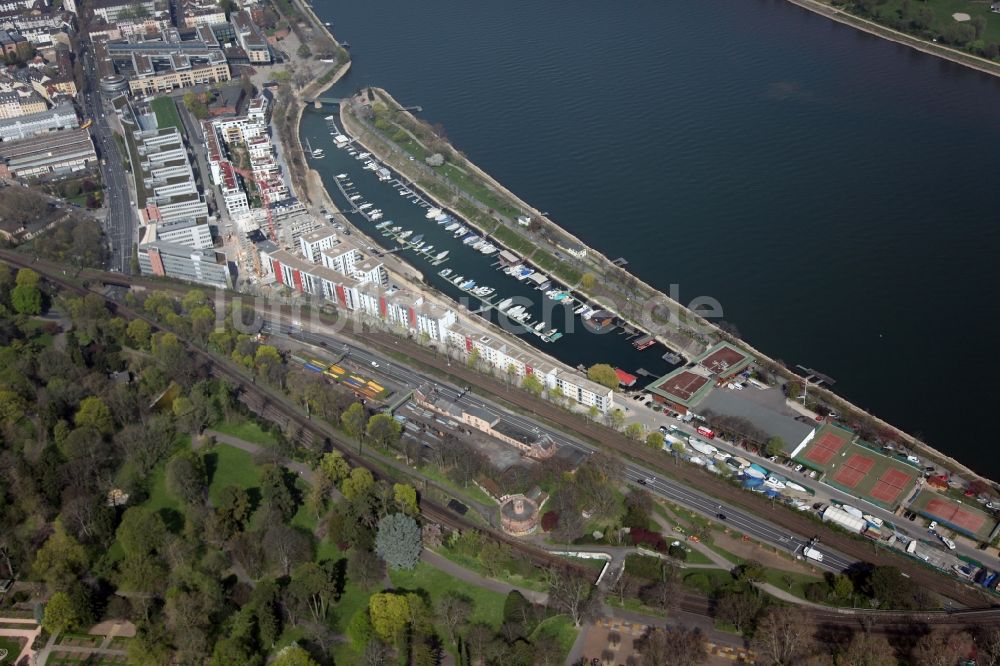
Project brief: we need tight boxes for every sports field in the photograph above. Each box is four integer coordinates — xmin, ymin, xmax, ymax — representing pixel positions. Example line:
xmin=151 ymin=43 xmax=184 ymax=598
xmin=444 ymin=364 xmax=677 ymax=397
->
xmin=793 ymin=424 xmax=918 ymax=510
xmin=910 ymin=490 xmax=997 ymax=541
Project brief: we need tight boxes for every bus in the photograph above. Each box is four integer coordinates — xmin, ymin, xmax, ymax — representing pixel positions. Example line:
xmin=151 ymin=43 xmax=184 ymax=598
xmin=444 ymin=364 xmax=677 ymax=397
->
xmin=696 ymin=426 xmax=715 ymax=439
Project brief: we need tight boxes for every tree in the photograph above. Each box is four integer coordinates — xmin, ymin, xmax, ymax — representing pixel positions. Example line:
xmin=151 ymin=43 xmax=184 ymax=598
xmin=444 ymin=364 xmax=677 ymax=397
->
xmin=836 ymin=631 xmax=897 ymax=666
xmin=11 ymin=283 xmax=42 ymax=315
xmin=33 ymin=524 xmax=88 ymax=590
xmin=75 ymin=396 xmax=114 ymax=436
xmin=714 ymin=588 xmax=762 ymax=634
xmin=545 ymin=567 xmax=602 ymax=627
xmin=609 ymin=408 xmax=625 ymax=431
xmin=260 ymin=465 xmax=296 ymax=520
xmin=341 ymin=467 xmax=375 ymax=501
xmin=368 ymin=592 xmax=410 ymax=642
xmin=341 ymin=402 xmax=368 ymax=440
xmin=271 ymin=644 xmax=319 ymax=666
xmin=764 ymin=437 xmax=785 ymax=458
xmin=288 ymin=562 xmax=337 ymax=623
xmin=752 ymin=607 xmax=814 ymax=665
xmin=521 ymin=373 xmax=543 ymax=396
xmin=735 ymin=560 xmax=765 ymax=583
xmin=639 ymin=579 xmax=680 ymax=614
xmin=127 ymin=319 xmax=151 ymax=349
xmin=393 ymin=483 xmax=418 ymax=515
xmin=580 ymin=272 xmax=596 ymax=290
xmin=317 ymin=452 xmax=350 ymax=485
xmin=911 ymin=631 xmax=972 ymax=666
xmin=625 ymin=422 xmax=645 ymax=440
xmin=831 ymin=573 xmax=854 ymax=601
xmin=587 ymin=363 xmax=619 ymax=389
xmin=366 ymin=414 xmax=401 ymax=450
xmin=165 ymin=450 xmax=206 ymax=504
xmin=437 ymin=591 xmax=473 ymax=653
xmin=638 ymin=627 xmax=708 ymax=666
xmin=43 ymin=591 xmax=80 ymax=634
xmin=347 ymin=548 xmax=384 ymax=590
xmin=216 ymin=485 xmax=252 ymax=535
xmin=374 ymin=513 xmax=421 ymax=570
xmin=646 ymin=432 xmax=665 ymax=450
xmin=116 ymin=507 xmax=166 ymax=556
xmin=864 ymin=566 xmax=912 ymax=609
xmin=15 ymin=267 xmax=39 ymax=287
xmin=977 ymin=626 xmax=1000 ymax=666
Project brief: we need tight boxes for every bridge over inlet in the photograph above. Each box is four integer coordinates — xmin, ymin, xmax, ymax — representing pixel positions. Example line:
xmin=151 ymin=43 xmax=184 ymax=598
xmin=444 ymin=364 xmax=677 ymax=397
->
xmin=309 ymin=97 xmax=423 ymax=113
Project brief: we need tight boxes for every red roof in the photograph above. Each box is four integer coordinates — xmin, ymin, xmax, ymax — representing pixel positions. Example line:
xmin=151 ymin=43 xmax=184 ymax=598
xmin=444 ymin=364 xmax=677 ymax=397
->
xmin=615 ymin=368 xmax=637 ymax=387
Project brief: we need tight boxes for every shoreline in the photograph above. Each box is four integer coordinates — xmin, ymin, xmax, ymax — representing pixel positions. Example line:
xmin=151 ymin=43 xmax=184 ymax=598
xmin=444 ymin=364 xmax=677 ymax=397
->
xmin=783 ymin=0 xmax=1000 ymax=79
xmin=333 ymin=90 xmax=998 ymax=492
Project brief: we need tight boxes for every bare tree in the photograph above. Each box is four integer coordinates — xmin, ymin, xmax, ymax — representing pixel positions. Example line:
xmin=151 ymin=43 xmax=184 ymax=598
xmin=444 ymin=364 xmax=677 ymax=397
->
xmin=911 ymin=631 xmax=972 ymax=666
xmin=752 ymin=607 xmax=815 ymax=665
xmin=714 ymin=588 xmax=762 ymax=634
xmin=637 ymin=627 xmax=708 ymax=666
xmin=836 ymin=630 xmax=897 ymax=666
xmin=544 ymin=566 xmax=603 ymax=627
xmin=977 ymin=627 xmax=1000 ymax=666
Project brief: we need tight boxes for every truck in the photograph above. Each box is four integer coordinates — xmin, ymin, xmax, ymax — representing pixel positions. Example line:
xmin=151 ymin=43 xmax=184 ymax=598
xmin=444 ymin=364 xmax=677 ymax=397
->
xmin=803 ymin=547 xmax=824 ymax=563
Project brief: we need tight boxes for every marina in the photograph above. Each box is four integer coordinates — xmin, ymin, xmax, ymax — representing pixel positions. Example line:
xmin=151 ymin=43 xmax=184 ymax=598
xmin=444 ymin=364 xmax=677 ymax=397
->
xmin=304 ymin=111 xmax=682 ymax=376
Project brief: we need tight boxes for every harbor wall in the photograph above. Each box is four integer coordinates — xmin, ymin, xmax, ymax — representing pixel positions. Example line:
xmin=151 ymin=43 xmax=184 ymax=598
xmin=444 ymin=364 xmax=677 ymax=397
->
xmin=338 ymin=89 xmax=998 ymax=491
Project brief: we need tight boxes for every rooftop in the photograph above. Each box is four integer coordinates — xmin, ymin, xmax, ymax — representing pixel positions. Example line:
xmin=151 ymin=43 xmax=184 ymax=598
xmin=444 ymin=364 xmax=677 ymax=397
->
xmin=646 ymin=367 xmax=713 ymax=406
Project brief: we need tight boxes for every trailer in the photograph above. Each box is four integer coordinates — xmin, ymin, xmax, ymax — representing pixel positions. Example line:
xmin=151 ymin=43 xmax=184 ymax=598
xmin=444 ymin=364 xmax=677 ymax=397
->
xmin=822 ymin=505 xmax=867 ymax=534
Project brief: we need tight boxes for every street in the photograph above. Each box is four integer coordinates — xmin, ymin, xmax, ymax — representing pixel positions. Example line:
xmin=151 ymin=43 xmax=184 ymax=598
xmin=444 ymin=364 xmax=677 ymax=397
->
xmin=80 ymin=48 xmax=135 ymax=274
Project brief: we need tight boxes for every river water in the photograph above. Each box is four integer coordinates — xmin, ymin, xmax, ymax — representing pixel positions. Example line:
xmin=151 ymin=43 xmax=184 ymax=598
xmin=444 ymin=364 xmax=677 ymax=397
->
xmin=304 ymin=0 xmax=1000 ymax=478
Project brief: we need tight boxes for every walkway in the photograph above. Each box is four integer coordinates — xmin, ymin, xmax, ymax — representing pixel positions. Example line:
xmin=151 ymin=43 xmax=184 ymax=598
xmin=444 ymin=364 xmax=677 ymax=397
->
xmin=35 ymin=630 xmax=129 ymax=665
xmin=0 ymin=618 xmax=41 ymax=665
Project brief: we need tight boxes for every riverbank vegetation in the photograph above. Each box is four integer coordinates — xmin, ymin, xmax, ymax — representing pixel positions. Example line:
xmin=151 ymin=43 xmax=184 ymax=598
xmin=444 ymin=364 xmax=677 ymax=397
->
xmin=832 ymin=0 xmax=1000 ymax=61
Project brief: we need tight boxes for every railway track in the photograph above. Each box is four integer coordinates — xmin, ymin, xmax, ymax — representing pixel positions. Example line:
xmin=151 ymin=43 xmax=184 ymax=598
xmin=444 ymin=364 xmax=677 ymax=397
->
xmin=5 ymin=251 xmax=1000 ymax=631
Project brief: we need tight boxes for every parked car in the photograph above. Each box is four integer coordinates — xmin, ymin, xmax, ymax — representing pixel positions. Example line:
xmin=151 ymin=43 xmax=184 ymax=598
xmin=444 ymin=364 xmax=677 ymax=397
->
xmin=928 ymin=520 xmax=938 ymax=532
xmin=941 ymin=536 xmax=957 ymax=550
xmin=794 ymin=464 xmax=804 ymax=473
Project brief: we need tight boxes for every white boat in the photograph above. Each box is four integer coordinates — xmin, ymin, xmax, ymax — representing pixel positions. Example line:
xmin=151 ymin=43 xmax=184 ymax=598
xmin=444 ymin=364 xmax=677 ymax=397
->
xmin=764 ymin=476 xmax=786 ymax=490
xmin=435 ymin=250 xmax=449 ymax=261
xmin=358 ymin=152 xmax=370 ymax=159
xmin=743 ymin=467 xmax=765 ymax=480
xmin=497 ymin=298 xmax=514 ymax=311
xmin=349 ymin=195 xmax=362 ymax=202
xmin=434 ymin=214 xmax=449 ymax=222
xmin=421 ymin=245 xmax=434 ymax=254
xmin=451 ymin=275 xmax=464 ymax=285
xmin=841 ymin=505 xmax=864 ymax=518
xmin=358 ymin=203 xmax=372 ymax=210
xmin=312 ymin=149 xmax=324 ymax=158
xmin=439 ymin=269 xmax=452 ymax=278
xmin=325 ymin=115 xmax=335 ymax=121
xmin=426 ymin=208 xmax=442 ymax=219
xmin=534 ymin=322 xmax=545 ymax=331
xmin=479 ymin=244 xmax=496 ymax=254
xmin=689 ymin=440 xmax=717 ymax=456
xmin=463 ymin=235 xmax=480 ymax=245
xmin=471 ymin=240 xmax=486 ymax=250
xmin=445 ymin=222 xmax=460 ymax=231
xmin=398 ymin=230 xmax=412 ymax=239
xmin=863 ymin=514 xmax=885 ymax=527
xmin=507 ymin=306 xmax=524 ymax=317
xmin=336 ymin=173 xmax=347 ymax=179
xmin=370 ymin=212 xmax=383 ymax=221
xmin=412 ymin=242 xmax=424 ymax=251
xmin=785 ymin=481 xmax=807 ymax=493
xmin=574 ymin=305 xmax=587 ymax=314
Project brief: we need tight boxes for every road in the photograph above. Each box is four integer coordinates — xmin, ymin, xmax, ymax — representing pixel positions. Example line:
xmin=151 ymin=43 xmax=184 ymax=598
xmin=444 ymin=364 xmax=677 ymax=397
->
xmin=262 ymin=319 xmax=857 ymax=574
xmin=80 ymin=46 xmax=135 ymax=274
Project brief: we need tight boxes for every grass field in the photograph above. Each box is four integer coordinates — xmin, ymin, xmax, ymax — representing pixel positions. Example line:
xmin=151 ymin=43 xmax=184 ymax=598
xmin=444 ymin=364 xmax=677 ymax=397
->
xmin=150 ymin=97 xmax=183 ymax=134
xmin=866 ymin=0 xmax=1000 ymax=47
xmin=390 ymin=562 xmax=508 ymax=628
xmin=211 ymin=419 xmax=280 ymax=447
xmin=0 ymin=636 xmax=23 ymax=664
xmin=205 ymin=444 xmax=261 ymax=505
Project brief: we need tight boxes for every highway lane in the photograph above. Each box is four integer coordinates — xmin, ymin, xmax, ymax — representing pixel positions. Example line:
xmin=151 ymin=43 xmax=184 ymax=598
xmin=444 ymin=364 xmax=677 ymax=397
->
xmin=264 ymin=320 xmax=856 ymax=573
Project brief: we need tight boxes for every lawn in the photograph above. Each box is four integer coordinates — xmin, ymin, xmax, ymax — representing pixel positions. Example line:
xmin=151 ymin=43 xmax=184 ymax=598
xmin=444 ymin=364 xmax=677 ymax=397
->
xmin=0 ymin=636 xmax=23 ymax=663
xmin=205 ymin=444 xmax=260 ymax=505
xmin=211 ymin=419 xmax=280 ymax=447
xmin=151 ymin=97 xmax=183 ymax=134
xmin=389 ymin=562 xmax=507 ymax=629
xmin=867 ymin=0 xmax=1000 ymax=46
xmin=529 ymin=614 xmax=579 ymax=659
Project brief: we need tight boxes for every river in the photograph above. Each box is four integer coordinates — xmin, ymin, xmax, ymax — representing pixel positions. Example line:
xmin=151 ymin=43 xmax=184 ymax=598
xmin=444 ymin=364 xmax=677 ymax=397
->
xmin=304 ymin=0 xmax=1000 ymax=478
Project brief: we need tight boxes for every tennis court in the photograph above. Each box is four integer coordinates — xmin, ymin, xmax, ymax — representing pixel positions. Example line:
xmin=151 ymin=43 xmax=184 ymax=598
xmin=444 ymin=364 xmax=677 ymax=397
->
xmin=832 ymin=453 xmax=875 ymax=489
xmin=869 ymin=468 xmax=913 ymax=505
xmin=793 ymin=424 xmax=919 ymax=510
xmin=910 ymin=490 xmax=996 ymax=541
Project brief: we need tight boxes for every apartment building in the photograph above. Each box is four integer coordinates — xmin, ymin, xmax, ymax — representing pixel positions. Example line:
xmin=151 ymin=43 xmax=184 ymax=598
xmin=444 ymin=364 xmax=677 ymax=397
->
xmin=134 ymin=126 xmax=209 ymax=223
xmin=179 ymin=0 xmax=225 ymax=28
xmin=97 ymin=26 xmax=230 ymax=95
xmin=231 ymin=10 xmax=269 ymax=63
xmin=138 ymin=241 xmax=230 ymax=287
xmin=91 ymin=0 xmax=156 ymax=24
xmin=141 ymin=217 xmax=212 ymax=250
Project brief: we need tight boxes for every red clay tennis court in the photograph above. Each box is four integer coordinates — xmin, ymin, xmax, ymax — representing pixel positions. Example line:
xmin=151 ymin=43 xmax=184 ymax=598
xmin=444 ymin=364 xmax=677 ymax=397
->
xmin=832 ymin=453 xmax=875 ymax=488
xmin=869 ymin=468 xmax=913 ymax=504
xmin=923 ymin=497 xmax=987 ymax=534
xmin=803 ymin=432 xmax=847 ymax=466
